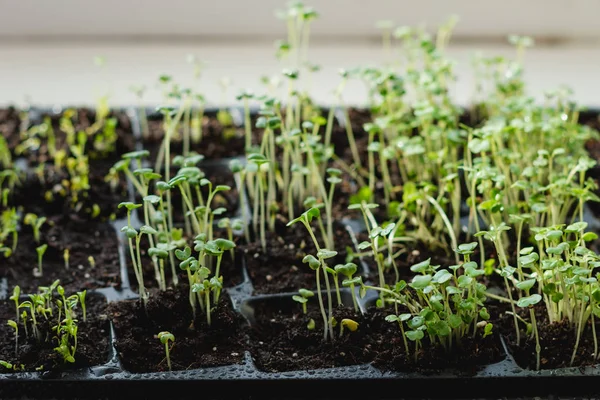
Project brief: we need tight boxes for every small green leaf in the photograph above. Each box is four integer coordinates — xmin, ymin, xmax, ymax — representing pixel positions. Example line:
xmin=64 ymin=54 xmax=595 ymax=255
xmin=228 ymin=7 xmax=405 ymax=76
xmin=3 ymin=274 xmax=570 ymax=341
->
xmin=385 ymin=315 xmax=399 ymax=323
xmin=335 ymin=262 xmax=357 ymax=278
xmin=410 ymin=275 xmax=432 ymax=290
xmin=292 ymin=295 xmax=307 ymax=304
xmin=143 ymin=195 xmax=161 ymax=204
xmin=446 ymin=286 xmax=462 ymax=295
xmin=432 ymin=269 xmax=452 ymax=284
xmin=483 ymin=322 xmax=493 ymax=338
xmin=299 ymin=289 xmax=314 ymax=298
xmin=317 ymin=249 xmax=337 ymax=260
xmin=456 ymin=242 xmax=478 ymax=254
xmin=410 ymin=258 xmax=431 ymax=274
xmin=565 ymin=222 xmax=588 ymax=233
xmin=583 ymin=232 xmax=598 ymax=242
xmin=342 ymin=277 xmax=362 ymax=287
xmin=148 ymin=247 xmax=169 ymax=259
xmin=517 ymin=294 xmax=542 ymax=308
xmin=357 ymin=241 xmax=371 ymax=250
xmin=140 ymin=225 xmax=158 ymax=235
xmin=214 ymin=238 xmax=236 ymax=251
xmin=448 ymin=314 xmax=462 ymax=329
xmin=175 ymin=246 xmax=191 ymax=260
xmin=457 ymin=275 xmax=473 ymax=288
xmin=302 ymin=255 xmax=320 ymax=270
xmin=430 ymin=320 xmax=451 ymax=336
xmin=479 ymin=307 xmax=490 ymax=320
xmin=516 ymin=278 xmax=536 ymax=291
xmin=405 ymin=330 xmax=424 ymax=341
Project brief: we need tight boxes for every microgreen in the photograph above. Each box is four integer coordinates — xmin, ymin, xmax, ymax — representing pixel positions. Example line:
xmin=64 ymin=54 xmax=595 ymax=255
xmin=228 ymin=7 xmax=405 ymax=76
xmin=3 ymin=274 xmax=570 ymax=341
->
xmin=292 ymin=288 xmax=315 ymax=314
xmin=339 ymin=318 xmax=359 ymax=337
xmin=6 ymin=281 xmax=85 ymax=366
xmin=34 ymin=244 xmax=48 ymax=278
xmin=23 ymin=213 xmax=46 ymax=244
xmin=119 ymin=202 xmax=149 ymax=306
xmin=157 ymin=331 xmax=175 ymax=371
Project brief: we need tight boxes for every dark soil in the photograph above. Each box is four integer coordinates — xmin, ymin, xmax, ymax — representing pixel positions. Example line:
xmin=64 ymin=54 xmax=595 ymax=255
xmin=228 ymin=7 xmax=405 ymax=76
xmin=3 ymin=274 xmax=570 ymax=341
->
xmin=248 ymin=298 xmax=372 ymax=372
xmin=0 ymin=293 xmax=110 ymax=372
xmin=331 ymin=108 xmax=371 ymax=163
xmin=109 ymin=287 xmax=247 ymax=372
xmin=331 ymin=169 xmax=403 ymax=222
xmin=495 ymin=302 xmax=600 ymax=370
xmin=365 ymin=305 xmax=504 ymax=375
xmin=22 ymin=108 xmax=135 ymax=165
xmin=0 ymin=107 xmax=23 ymax=153
xmin=240 ymin=219 xmax=364 ymax=294
xmin=142 ymin=111 xmax=246 ymax=162
xmin=1 ymin=216 xmax=121 ymax=293
xmin=9 ymin=162 xmax=128 ymax=221
xmin=247 ymin=294 xmax=503 ymax=374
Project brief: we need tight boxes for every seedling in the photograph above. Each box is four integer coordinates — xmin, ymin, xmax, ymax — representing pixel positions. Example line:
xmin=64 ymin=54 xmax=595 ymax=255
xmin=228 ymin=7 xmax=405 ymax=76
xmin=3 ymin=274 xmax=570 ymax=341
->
xmin=7 ymin=281 xmax=83 ymax=365
xmin=3 ymin=6 xmax=600 ymax=373
xmin=77 ymin=291 xmax=87 ymax=322
xmin=337 ymin=263 xmax=360 ymax=312
xmin=9 ymin=286 xmax=19 ymax=323
xmin=23 ymin=213 xmax=46 ymax=244
xmin=63 ymin=249 xmax=70 ymax=270
xmin=34 ymin=244 xmax=48 ymax=278
xmin=217 ymin=218 xmax=242 ymax=260
xmin=203 ymin=239 xmax=236 ymax=303
xmin=157 ymin=331 xmax=175 ymax=371
xmin=119 ymin=202 xmax=148 ymax=306
xmin=0 ymin=208 xmax=18 ymax=254
xmin=339 ymin=318 xmax=359 ymax=337
xmin=289 ymin=207 xmax=339 ymax=341
xmin=292 ymin=288 xmax=314 ymax=314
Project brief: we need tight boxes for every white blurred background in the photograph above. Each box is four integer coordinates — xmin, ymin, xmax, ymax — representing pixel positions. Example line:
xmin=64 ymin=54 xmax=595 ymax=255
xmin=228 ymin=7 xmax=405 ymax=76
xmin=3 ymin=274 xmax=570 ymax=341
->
xmin=0 ymin=0 xmax=599 ymax=107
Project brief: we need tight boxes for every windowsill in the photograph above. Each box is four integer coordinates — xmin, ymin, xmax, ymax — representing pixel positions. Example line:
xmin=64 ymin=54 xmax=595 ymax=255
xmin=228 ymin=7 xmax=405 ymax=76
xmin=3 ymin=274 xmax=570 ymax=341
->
xmin=0 ymin=39 xmax=598 ymax=108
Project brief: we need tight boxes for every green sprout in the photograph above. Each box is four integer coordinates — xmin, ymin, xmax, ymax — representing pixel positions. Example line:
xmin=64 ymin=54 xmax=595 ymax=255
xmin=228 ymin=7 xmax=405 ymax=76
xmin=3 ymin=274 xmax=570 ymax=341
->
xmin=292 ymin=288 xmax=315 ymax=314
xmin=9 ymin=286 xmax=19 ymax=323
xmin=339 ymin=318 xmax=359 ymax=337
xmin=34 ymin=244 xmax=48 ymax=278
xmin=157 ymin=331 xmax=175 ymax=371
xmin=337 ymin=263 xmax=360 ymax=312
xmin=63 ymin=249 xmax=70 ymax=270
xmin=119 ymin=202 xmax=148 ymax=306
xmin=77 ymin=290 xmax=87 ymax=322
xmin=23 ymin=213 xmax=47 ymax=244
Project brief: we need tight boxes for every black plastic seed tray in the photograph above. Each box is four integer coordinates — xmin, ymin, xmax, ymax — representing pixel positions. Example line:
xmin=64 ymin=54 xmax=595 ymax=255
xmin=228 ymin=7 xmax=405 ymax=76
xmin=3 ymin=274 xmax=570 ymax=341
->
xmin=1 ymin=105 xmax=600 ymax=400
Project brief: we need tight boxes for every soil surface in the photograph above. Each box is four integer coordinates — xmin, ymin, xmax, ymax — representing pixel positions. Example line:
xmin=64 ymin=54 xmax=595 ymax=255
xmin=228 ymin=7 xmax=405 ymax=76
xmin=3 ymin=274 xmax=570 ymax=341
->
xmin=9 ymin=162 xmax=128 ymax=222
xmin=495 ymin=302 xmax=600 ymax=370
xmin=109 ymin=287 xmax=247 ymax=372
xmin=142 ymin=111 xmax=247 ymax=162
xmin=0 ymin=293 xmax=110 ymax=372
xmin=247 ymin=295 xmax=503 ymax=374
xmin=1 ymin=215 xmax=121 ymax=293
xmin=21 ymin=108 xmax=135 ymax=165
xmin=2 ymin=105 xmax=600 ymax=374
xmin=240 ymin=219 xmax=364 ymax=294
